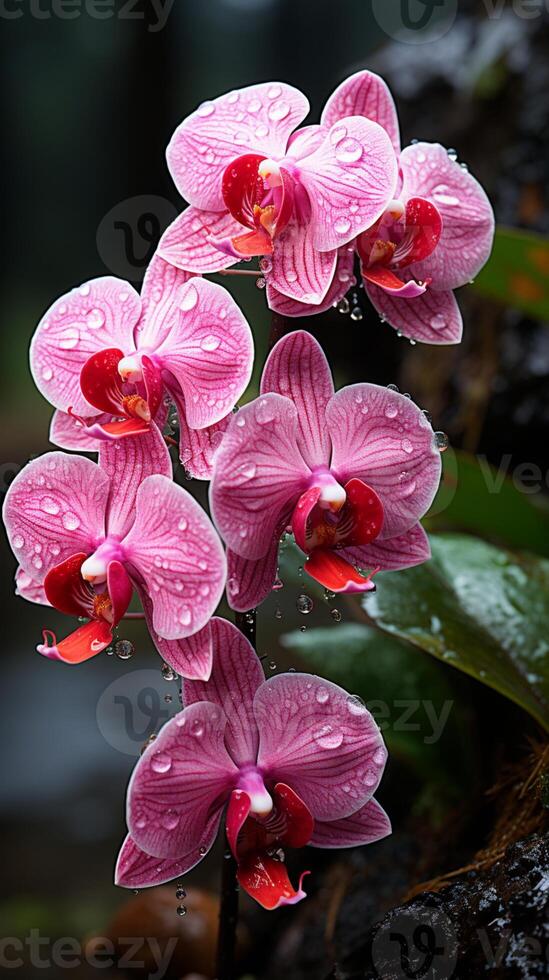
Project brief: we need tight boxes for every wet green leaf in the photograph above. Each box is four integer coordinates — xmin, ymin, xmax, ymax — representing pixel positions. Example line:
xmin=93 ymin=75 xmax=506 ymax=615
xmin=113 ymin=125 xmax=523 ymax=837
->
xmin=472 ymin=226 xmax=549 ymax=320
xmin=365 ymin=534 xmax=549 ymax=731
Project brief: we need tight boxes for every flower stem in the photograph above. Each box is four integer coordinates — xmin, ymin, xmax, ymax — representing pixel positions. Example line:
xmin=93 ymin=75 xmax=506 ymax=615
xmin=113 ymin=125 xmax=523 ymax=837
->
xmin=215 ymin=843 xmax=240 ymax=980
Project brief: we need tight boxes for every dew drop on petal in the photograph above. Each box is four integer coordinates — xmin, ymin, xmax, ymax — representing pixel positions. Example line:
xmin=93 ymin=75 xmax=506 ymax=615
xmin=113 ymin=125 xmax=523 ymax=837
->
xmin=330 ymin=124 xmax=347 ymax=145
xmin=151 ymin=751 xmax=172 ymax=774
xmin=334 ymin=217 xmax=352 ymax=236
xmin=62 ymin=512 xmax=81 ymax=531
xmin=335 ymin=138 xmax=363 ymax=164
xmin=58 ymin=327 xmax=80 ymax=350
xmin=347 ymin=694 xmax=367 ymax=716
xmin=180 ymin=284 xmax=198 ymax=311
xmin=196 ymin=100 xmax=215 ymax=117
xmin=313 ymin=724 xmax=343 ymax=750
xmin=267 ymin=84 xmax=282 ymax=99
xmin=430 ymin=313 xmax=447 ymax=331
xmin=268 ymin=100 xmax=290 ymax=121
xmin=87 ymin=308 xmax=105 ymax=329
xmin=315 ymin=686 xmax=330 ymax=705
xmin=41 ymin=496 xmax=60 ymax=515
xmin=385 ymin=403 xmax=398 ymax=419
xmin=161 ymin=809 xmax=180 ymax=830
xmin=200 ymin=334 xmax=220 ymax=352
xmin=41 ymin=367 xmax=53 ymax=382
xmin=13 ymin=534 xmax=25 ymax=549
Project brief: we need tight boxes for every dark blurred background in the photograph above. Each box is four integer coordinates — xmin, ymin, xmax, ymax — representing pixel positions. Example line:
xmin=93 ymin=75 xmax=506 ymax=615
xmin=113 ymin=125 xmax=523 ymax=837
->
xmin=1 ymin=1 xmax=548 ymax=978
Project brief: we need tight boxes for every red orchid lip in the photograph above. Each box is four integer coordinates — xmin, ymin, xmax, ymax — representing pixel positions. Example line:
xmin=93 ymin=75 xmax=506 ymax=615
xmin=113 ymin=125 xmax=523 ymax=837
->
xmin=77 ymin=349 xmax=163 ymax=439
xmin=221 ymin=154 xmax=295 ymax=257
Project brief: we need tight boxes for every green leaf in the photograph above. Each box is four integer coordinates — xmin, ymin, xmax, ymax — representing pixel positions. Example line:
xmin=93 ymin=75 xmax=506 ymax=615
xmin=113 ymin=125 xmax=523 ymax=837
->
xmin=282 ymin=623 xmax=476 ymax=812
xmin=365 ymin=534 xmax=549 ymax=732
xmin=426 ymin=449 xmax=549 ymax=557
xmin=472 ymin=226 xmax=549 ymax=320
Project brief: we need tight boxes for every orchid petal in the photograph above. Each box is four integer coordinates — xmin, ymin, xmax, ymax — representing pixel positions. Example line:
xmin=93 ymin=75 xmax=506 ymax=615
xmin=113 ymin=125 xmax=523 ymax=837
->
xmin=255 ymin=673 xmax=387 ymax=821
xmin=321 ymin=70 xmax=401 ymax=156
xmin=138 ymin=253 xmax=196 ymax=349
xmin=49 ymin=408 xmax=107 ymax=451
xmin=15 ymin=566 xmax=49 ymax=605
xmin=367 ymin=283 xmax=463 ymax=345
xmin=269 ymin=224 xmax=337 ymax=305
xmin=126 ymin=701 xmax=237 ymax=859
xmin=122 ymin=474 xmax=226 ymax=641
xmin=225 ymin=543 xmax=280 ymax=613
xmin=326 ymin=384 xmax=441 ymax=539
xmin=261 ymin=331 xmax=334 ymax=469
xmin=98 ymin=423 xmax=172 ymax=540
xmin=298 ymin=117 xmax=398 ymax=252
xmin=30 ymin=277 xmax=140 ymax=415
xmin=342 ymin=522 xmax=431 ymax=571
xmin=400 ymin=143 xmax=495 ymax=290
xmin=167 ymin=83 xmax=310 ymax=212
xmin=183 ymin=618 xmax=264 ymax=768
xmin=266 ymin=245 xmax=355 ymax=317
xmin=3 ymin=452 xmax=109 ymax=580
xmin=154 ymin=277 xmax=254 ymax=430
xmin=166 ymin=382 xmax=228 ymax=480
xmin=136 ymin=580 xmax=214 ymax=681
xmin=210 ymin=394 xmax=310 ymax=561
xmin=311 ymin=798 xmax=391 ymax=848
xmin=115 ymin=814 xmax=221 ymax=888
xmin=157 ymin=207 xmax=241 ymax=274
xmin=286 ymin=124 xmax=328 ymax=160
xmin=37 ymin=619 xmax=113 ymax=664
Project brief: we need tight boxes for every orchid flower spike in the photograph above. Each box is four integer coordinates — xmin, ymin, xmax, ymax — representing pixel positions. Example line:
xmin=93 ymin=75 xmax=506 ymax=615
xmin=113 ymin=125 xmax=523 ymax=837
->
xmin=30 ymin=255 xmax=254 ymax=479
xmin=157 ymin=81 xmax=398 ymax=307
xmin=268 ymin=70 xmax=495 ymax=344
xmin=210 ymin=331 xmax=441 ymax=611
xmin=116 ymin=617 xmax=391 ymax=909
xmin=3 ymin=430 xmax=226 ymax=679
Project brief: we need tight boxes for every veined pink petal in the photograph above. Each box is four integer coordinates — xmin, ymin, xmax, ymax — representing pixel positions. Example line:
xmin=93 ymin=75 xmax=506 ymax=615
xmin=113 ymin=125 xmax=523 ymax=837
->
xmin=136 ymin=580 xmax=214 ymax=681
xmin=266 ymin=245 xmax=355 ymax=317
xmin=342 ymin=522 xmax=431 ymax=571
xmin=98 ymin=424 xmax=172 ymax=540
xmin=400 ymin=143 xmax=495 ymax=290
xmin=15 ymin=566 xmax=50 ymax=605
xmin=166 ymin=382 xmax=228 ymax=480
xmin=321 ymin=71 xmax=401 ymax=156
xmin=310 ymin=798 xmax=391 ymax=848
xmin=366 ymin=283 xmax=463 ymax=345
xmin=122 ymin=474 xmax=226 ymax=641
xmin=210 ymin=394 xmax=311 ymax=561
xmin=167 ymin=82 xmax=310 ymax=212
xmin=154 ymin=277 xmax=254 ymax=430
xmin=261 ymin=331 xmax=334 ymax=469
xmin=157 ymin=207 xmax=241 ymax=274
xmin=49 ymin=408 xmax=107 ymax=451
xmin=3 ymin=452 xmax=109 ymax=580
xmin=126 ymin=701 xmax=238 ymax=859
xmin=255 ymin=673 xmax=387 ymax=822
xmin=326 ymin=384 xmax=441 ymax=539
xmin=115 ymin=810 xmax=222 ymax=888
xmin=30 ymin=277 xmax=140 ymax=415
xmin=183 ymin=617 xmax=264 ymax=768
xmin=269 ymin=223 xmax=337 ymax=305
xmin=298 ymin=117 xmax=398 ymax=252
xmin=286 ymin=124 xmax=328 ymax=160
xmin=138 ymin=253 xmax=195 ymax=349
xmin=225 ymin=543 xmax=280 ymax=613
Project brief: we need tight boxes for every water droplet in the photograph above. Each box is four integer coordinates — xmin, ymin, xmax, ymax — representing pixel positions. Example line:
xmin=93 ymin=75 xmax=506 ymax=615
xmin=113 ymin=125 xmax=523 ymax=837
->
xmin=331 ymin=608 xmax=342 ymax=623
xmin=268 ymin=100 xmax=290 ymax=121
xmin=13 ymin=534 xmax=25 ymax=549
xmin=191 ymin=719 xmax=204 ymax=738
xmin=272 ymin=576 xmax=284 ymax=592
xmin=178 ymin=607 xmax=191 ymax=627
xmin=296 ymin=594 xmax=313 ymax=615
xmin=87 ymin=308 xmax=105 ymax=329
xmin=227 ymin=577 xmax=240 ymax=597
xmin=256 ymin=398 xmax=276 ymax=425
xmin=268 ymin=659 xmax=277 ymax=670
xmin=240 ymin=462 xmax=257 ymax=480
xmin=58 ymin=327 xmax=80 ymax=350
xmin=337 ymin=297 xmax=350 ymax=315
xmin=176 ymin=886 xmax=186 ymax=899
xmin=176 ymin=904 xmax=187 ymax=916
xmin=330 ymin=124 xmax=347 ymax=145
xmin=335 ymin=137 xmax=363 ymax=164
xmin=62 ymin=512 xmax=80 ymax=530
xmin=199 ymin=845 xmax=207 ymax=856
xmin=180 ymin=284 xmax=198 ymax=311
xmin=161 ymin=809 xmax=180 ymax=830
xmin=447 ymin=147 xmax=458 ymax=162
xmin=347 ymin=694 xmax=367 ymax=716
xmin=41 ymin=496 xmax=60 ymax=515
xmin=200 ymin=334 xmax=220 ymax=351
xmin=161 ymin=663 xmax=178 ymax=681
xmin=115 ymin=639 xmax=134 ymax=660
xmin=435 ymin=431 xmax=449 ymax=452
xmin=402 ymin=438 xmax=413 ymax=454
xmin=385 ymin=403 xmax=398 ymax=419
xmin=334 ymin=217 xmax=351 ymax=236
xmin=267 ymin=84 xmax=282 ymax=99
xmin=313 ymin=723 xmax=343 ymax=750
xmin=196 ymin=100 xmax=215 ymax=117
xmin=350 ymin=306 xmax=363 ymax=321
xmin=315 ymin=686 xmax=330 ymax=705
xmin=374 ymin=746 xmax=387 ymax=766
xmin=178 ymin=517 xmax=188 ymax=531
xmin=151 ymin=751 xmax=172 ymax=774
xmin=41 ymin=367 xmax=53 ymax=382
xmin=430 ymin=314 xmax=447 ymax=331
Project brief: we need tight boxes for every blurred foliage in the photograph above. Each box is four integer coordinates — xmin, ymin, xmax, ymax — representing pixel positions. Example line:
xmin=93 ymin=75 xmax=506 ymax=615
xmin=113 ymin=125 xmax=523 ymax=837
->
xmin=364 ymin=534 xmax=549 ymax=732
xmin=282 ymin=623 xmax=476 ymax=819
xmin=472 ymin=227 xmax=549 ymax=320
xmin=427 ymin=449 xmax=549 ymax=557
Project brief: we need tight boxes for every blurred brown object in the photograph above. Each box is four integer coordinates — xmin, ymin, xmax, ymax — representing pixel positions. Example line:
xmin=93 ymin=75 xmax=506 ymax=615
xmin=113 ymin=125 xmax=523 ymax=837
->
xmin=84 ymin=886 xmax=245 ymax=979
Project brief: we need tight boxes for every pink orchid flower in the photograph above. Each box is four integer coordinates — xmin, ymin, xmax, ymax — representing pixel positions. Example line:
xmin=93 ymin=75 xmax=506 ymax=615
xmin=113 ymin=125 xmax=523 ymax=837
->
xmin=210 ymin=331 xmax=441 ymax=612
xmin=267 ymin=71 xmax=495 ymax=345
xmin=30 ymin=255 xmax=254 ymax=479
xmin=3 ymin=428 xmax=226 ymax=679
xmin=157 ymin=81 xmax=398 ymax=307
xmin=116 ymin=617 xmax=390 ymax=910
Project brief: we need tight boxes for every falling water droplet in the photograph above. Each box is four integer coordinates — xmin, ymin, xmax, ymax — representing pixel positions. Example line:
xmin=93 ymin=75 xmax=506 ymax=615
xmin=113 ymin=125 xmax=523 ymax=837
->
xmin=115 ymin=639 xmax=134 ymax=660
xmin=296 ymin=594 xmax=313 ymax=615
xmin=435 ymin=431 xmax=449 ymax=452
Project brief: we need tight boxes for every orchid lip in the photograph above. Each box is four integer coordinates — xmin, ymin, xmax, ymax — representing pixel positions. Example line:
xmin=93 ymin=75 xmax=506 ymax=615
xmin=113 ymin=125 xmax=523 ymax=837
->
xmin=237 ymin=768 xmax=273 ymax=816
